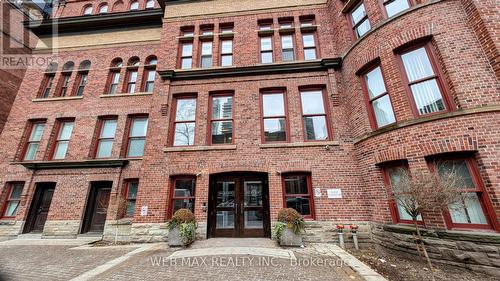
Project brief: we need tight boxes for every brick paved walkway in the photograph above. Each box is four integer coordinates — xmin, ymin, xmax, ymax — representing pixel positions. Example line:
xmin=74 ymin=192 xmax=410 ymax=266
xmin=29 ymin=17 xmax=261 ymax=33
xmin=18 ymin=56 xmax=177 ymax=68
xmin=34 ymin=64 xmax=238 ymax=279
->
xmin=0 ymin=239 xmax=371 ymax=281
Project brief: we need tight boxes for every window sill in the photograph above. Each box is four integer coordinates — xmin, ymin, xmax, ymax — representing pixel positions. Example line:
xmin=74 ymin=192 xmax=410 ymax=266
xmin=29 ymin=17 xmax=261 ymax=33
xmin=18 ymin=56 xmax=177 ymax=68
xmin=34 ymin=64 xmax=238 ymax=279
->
xmin=13 ymin=159 xmax=130 ymax=170
xmin=100 ymin=92 xmax=153 ymax=98
xmin=0 ymin=220 xmax=17 ymax=225
xmin=163 ymin=145 xmax=237 ymax=152
xmin=32 ymin=96 xmax=83 ymax=102
xmin=300 ymin=25 xmax=318 ymax=32
xmin=259 ymin=141 xmax=339 ymax=149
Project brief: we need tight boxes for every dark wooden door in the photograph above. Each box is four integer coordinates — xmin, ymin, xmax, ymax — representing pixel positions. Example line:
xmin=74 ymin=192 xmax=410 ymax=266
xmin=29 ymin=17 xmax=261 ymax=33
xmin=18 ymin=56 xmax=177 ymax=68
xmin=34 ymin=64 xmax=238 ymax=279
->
xmin=209 ymin=174 xmax=270 ymax=238
xmin=24 ymin=184 xmax=55 ymax=233
xmin=82 ymin=182 xmax=112 ymax=234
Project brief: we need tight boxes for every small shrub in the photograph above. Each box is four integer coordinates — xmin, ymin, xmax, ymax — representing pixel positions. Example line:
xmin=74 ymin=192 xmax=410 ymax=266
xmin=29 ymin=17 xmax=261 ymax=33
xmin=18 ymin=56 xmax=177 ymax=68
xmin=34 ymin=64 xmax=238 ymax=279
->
xmin=179 ymin=222 xmax=196 ymax=245
xmin=168 ymin=209 xmax=195 ymax=230
xmin=275 ymin=208 xmax=305 ymax=236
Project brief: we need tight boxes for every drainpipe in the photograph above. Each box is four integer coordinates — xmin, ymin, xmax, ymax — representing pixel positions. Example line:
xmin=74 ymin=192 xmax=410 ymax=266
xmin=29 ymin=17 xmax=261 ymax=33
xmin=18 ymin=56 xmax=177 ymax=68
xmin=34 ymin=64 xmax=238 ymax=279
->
xmin=336 ymin=224 xmax=345 ymax=249
xmin=350 ymin=224 xmax=359 ymax=250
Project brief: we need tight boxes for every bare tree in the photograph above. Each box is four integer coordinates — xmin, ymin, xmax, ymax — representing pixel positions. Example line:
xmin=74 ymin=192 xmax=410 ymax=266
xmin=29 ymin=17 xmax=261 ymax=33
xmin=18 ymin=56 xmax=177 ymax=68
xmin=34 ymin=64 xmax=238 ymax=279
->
xmin=390 ymin=162 xmax=465 ymax=280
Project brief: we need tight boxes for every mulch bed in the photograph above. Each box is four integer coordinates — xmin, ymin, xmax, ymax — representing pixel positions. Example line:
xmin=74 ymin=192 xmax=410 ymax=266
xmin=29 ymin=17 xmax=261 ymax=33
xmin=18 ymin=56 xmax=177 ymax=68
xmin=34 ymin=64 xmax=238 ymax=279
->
xmin=347 ymin=245 xmax=497 ymax=281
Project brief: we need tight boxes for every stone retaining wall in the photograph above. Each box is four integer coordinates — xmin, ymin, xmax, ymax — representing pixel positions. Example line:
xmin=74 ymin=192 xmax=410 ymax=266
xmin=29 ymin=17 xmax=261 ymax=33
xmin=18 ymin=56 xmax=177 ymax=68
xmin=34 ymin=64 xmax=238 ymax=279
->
xmin=0 ymin=220 xmax=24 ymax=239
xmin=42 ymin=220 xmax=81 ymax=238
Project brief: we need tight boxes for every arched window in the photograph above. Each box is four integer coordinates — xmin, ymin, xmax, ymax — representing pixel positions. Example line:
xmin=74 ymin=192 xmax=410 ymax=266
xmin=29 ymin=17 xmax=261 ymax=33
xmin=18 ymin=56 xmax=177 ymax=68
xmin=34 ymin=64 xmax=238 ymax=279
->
xmin=146 ymin=0 xmax=154 ymax=9
xmin=39 ymin=62 xmax=58 ymax=98
xmin=83 ymin=5 xmax=93 ymax=15
xmin=112 ymin=0 xmax=124 ymax=12
xmin=56 ymin=61 xmax=74 ymax=97
xmin=130 ymin=1 xmax=139 ymax=10
xmin=143 ymin=56 xmax=157 ymax=92
xmin=99 ymin=3 xmax=109 ymax=14
xmin=124 ymin=57 xmax=140 ymax=93
xmin=74 ymin=60 xmax=91 ymax=96
xmin=106 ymin=58 xmax=123 ymax=94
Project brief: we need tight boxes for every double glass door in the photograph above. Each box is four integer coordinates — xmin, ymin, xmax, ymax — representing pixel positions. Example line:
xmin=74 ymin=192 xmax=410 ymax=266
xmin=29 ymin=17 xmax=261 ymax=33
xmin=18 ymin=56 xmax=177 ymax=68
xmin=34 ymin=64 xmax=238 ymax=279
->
xmin=209 ymin=174 xmax=270 ymax=237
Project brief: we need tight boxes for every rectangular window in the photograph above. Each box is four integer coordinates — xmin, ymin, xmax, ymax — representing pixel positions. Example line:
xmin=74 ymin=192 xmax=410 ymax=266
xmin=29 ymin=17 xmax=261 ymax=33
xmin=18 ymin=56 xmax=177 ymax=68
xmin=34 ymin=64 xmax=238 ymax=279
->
xmin=58 ymin=73 xmax=71 ymax=97
xmin=302 ymin=33 xmax=317 ymax=60
xmin=74 ymin=72 xmax=88 ymax=96
xmin=52 ymin=120 xmax=74 ymax=160
xmin=173 ymin=97 xmax=197 ymax=146
xmin=127 ymin=116 xmax=148 ymax=157
xmin=40 ymin=75 xmax=54 ymax=98
xmin=124 ymin=181 xmax=138 ymax=217
xmin=400 ymin=45 xmax=448 ymax=115
xmin=23 ymin=121 xmax=46 ymax=161
xmin=300 ymin=90 xmax=329 ymax=141
xmin=351 ymin=2 xmax=371 ymax=38
xmin=2 ymin=183 xmax=24 ymax=218
xmin=170 ymin=177 xmax=196 ymax=216
xmin=260 ymin=37 xmax=273 ymax=64
xmin=436 ymin=158 xmax=493 ymax=229
xmin=108 ymin=71 xmax=120 ymax=94
xmin=210 ymin=95 xmax=233 ymax=144
xmin=144 ymin=69 xmax=155 ymax=92
xmin=220 ymin=40 xmax=233 ymax=67
xmin=383 ymin=0 xmax=411 ymax=17
xmin=361 ymin=65 xmax=396 ymax=128
xmin=261 ymin=92 xmax=287 ymax=142
xmin=282 ymin=174 xmax=314 ymax=219
xmin=181 ymin=43 xmax=193 ymax=69
xmin=126 ymin=70 xmax=138 ymax=93
xmin=220 ymin=26 xmax=233 ymax=34
xmin=200 ymin=41 xmax=213 ymax=68
xmin=281 ymin=35 xmax=295 ymax=61
xmin=95 ymin=118 xmax=117 ymax=158
xmin=383 ymin=164 xmax=423 ymax=223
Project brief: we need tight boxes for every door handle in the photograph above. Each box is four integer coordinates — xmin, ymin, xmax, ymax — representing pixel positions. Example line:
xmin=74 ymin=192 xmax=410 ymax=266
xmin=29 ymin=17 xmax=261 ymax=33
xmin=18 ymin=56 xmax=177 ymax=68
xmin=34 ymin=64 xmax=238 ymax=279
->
xmin=240 ymin=203 xmax=243 ymax=215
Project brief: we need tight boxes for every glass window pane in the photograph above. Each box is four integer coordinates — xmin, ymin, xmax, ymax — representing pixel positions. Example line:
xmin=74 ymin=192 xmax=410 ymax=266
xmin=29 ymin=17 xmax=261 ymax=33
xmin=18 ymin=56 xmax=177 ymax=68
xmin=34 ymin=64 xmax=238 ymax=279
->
xmin=263 ymin=94 xmax=285 ymax=116
xmin=201 ymin=42 xmax=212 ymax=55
xmin=216 ymin=211 xmax=235 ymax=229
xmin=59 ymin=122 xmax=74 ymax=140
xmin=282 ymin=50 xmax=294 ymax=61
xmin=244 ymin=181 xmax=262 ymax=207
xmin=173 ymin=199 xmax=195 ymax=214
xmin=127 ymin=182 xmax=138 ymax=199
xmin=212 ymin=96 xmax=232 ymax=119
xmin=304 ymin=48 xmax=317 ymax=60
xmin=182 ymin=44 xmax=193 ymax=56
xmin=221 ymin=40 xmax=232 ymax=54
xmin=147 ymin=70 xmax=156 ymax=81
xmin=410 ymin=79 xmax=445 ymax=115
xmin=53 ymin=141 xmax=69 ymax=159
xmin=130 ymin=118 xmax=148 ymax=137
xmin=356 ymin=20 xmax=371 ymax=37
xmin=351 ymin=3 xmax=367 ymax=25
xmin=402 ymin=47 xmax=435 ymax=82
xmin=4 ymin=201 xmax=20 ymax=217
xmin=146 ymin=0 xmax=154 ymax=8
xmin=264 ymin=118 xmax=286 ymax=142
xmin=365 ymin=66 xmax=387 ymax=99
xmin=173 ymin=122 xmax=195 ymax=146
xmin=286 ymin=197 xmax=311 ymax=216
xmin=126 ymin=201 xmax=136 ymax=217
xmin=261 ymin=52 xmax=273 ymax=64
xmin=11 ymin=185 xmax=23 ymax=199
xmin=260 ymin=37 xmax=272 ymax=51
xmin=101 ymin=119 xmax=117 ymax=138
xmin=201 ymin=56 xmax=213 ymax=68
xmin=245 ymin=210 xmax=263 ymax=229
xmin=448 ymin=193 xmax=487 ymax=224
xmin=96 ymin=139 xmax=113 ymax=158
xmin=216 ymin=181 xmax=235 ymax=207
xmin=372 ymin=94 xmax=396 ymax=127
xmin=285 ymin=176 xmax=308 ymax=194
xmin=130 ymin=1 xmax=139 ymax=10
xmin=30 ymin=124 xmax=45 ymax=141
xmin=211 ymin=121 xmax=233 ymax=144
xmin=301 ymin=91 xmax=325 ymax=114
xmin=181 ymin=58 xmax=192 ymax=69
xmin=176 ymin=99 xmax=197 ymax=121
xmin=127 ymin=139 xmax=145 ymax=157
xmin=303 ymin=34 xmax=315 ymax=48
xmin=438 ymin=160 xmax=474 ymax=189
xmin=386 ymin=0 xmax=410 ymax=17
xmin=395 ymin=196 xmax=422 ymax=221
xmin=24 ymin=143 xmax=39 ymax=161
xmin=112 ymin=72 xmax=120 ymax=84
xmin=281 ymin=35 xmax=293 ymax=49
xmin=304 ymin=116 xmax=328 ymax=140
xmin=174 ymin=179 xmax=195 ymax=197
xmin=221 ymin=55 xmax=233 ymax=66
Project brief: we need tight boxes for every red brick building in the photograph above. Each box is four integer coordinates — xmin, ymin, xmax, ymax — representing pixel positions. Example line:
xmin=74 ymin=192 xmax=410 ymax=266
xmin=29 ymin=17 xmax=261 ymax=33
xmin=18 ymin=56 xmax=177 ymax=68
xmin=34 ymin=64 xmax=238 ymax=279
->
xmin=0 ymin=0 xmax=499 ymax=274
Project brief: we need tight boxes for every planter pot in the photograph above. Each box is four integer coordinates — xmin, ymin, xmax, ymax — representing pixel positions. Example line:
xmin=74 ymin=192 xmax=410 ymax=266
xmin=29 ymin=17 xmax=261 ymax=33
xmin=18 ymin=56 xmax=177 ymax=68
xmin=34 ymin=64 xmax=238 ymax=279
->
xmin=279 ymin=228 xmax=303 ymax=247
xmin=168 ymin=226 xmax=196 ymax=247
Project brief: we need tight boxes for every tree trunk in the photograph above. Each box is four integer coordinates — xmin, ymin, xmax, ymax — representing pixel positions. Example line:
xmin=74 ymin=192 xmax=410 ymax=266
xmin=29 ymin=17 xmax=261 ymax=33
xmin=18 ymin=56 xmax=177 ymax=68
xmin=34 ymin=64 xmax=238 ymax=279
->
xmin=414 ymin=219 xmax=435 ymax=281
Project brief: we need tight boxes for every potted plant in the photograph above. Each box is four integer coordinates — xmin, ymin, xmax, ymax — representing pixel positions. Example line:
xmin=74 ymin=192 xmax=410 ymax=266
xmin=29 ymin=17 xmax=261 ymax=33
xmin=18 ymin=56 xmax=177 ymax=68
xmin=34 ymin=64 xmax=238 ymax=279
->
xmin=167 ymin=209 xmax=196 ymax=247
xmin=273 ymin=208 xmax=305 ymax=247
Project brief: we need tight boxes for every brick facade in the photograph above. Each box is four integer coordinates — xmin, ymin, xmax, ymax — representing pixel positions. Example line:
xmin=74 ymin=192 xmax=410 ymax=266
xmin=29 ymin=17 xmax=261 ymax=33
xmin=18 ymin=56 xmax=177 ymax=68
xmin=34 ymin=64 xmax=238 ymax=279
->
xmin=0 ymin=0 xmax=499 ymax=275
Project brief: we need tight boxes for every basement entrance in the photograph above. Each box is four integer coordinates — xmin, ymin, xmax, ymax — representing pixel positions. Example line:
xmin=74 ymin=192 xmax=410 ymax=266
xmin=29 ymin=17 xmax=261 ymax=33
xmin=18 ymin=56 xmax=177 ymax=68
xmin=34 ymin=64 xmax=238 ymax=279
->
xmin=208 ymin=172 xmax=270 ymax=238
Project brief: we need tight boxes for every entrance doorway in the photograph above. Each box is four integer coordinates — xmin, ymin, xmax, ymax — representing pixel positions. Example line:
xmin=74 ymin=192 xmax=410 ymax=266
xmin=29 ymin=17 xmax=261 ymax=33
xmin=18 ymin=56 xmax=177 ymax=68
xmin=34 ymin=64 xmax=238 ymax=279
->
xmin=208 ymin=172 xmax=270 ymax=238
xmin=81 ymin=181 xmax=112 ymax=234
xmin=23 ymin=183 xmax=56 ymax=233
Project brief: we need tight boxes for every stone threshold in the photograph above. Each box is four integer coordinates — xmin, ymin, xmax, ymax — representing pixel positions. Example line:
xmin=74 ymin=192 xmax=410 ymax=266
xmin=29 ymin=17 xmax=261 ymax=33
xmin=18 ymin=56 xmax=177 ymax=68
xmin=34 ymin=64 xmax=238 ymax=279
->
xmin=32 ymin=96 xmax=84 ymax=102
xmin=163 ymin=145 xmax=237 ymax=152
xmin=259 ymin=141 xmax=339 ymax=149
